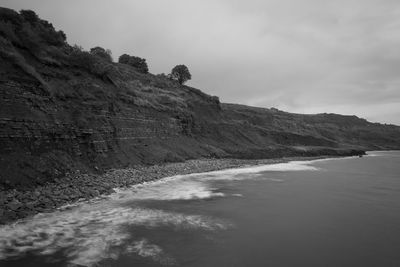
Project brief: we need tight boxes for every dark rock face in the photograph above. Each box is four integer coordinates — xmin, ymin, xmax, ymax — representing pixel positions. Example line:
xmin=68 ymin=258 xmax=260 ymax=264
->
xmin=0 ymin=7 xmax=399 ymax=189
xmin=0 ymin=74 xmax=225 ymax=188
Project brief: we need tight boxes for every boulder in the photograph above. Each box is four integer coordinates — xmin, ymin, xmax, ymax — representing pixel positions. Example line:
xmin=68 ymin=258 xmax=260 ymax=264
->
xmin=7 ymin=200 xmax=22 ymax=211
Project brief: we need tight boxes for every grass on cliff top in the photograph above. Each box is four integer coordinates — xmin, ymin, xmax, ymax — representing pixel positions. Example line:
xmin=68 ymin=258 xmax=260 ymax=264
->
xmin=0 ymin=7 xmax=220 ymax=113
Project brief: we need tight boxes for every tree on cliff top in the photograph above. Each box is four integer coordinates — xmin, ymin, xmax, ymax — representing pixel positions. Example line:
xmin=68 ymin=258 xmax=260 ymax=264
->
xmin=90 ymin=46 xmax=112 ymax=62
xmin=118 ymin=53 xmax=148 ymax=73
xmin=170 ymin=64 xmax=191 ymax=85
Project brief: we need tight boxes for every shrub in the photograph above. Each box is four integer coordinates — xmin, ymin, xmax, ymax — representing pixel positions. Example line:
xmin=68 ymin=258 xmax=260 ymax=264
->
xmin=20 ymin=10 xmax=39 ymax=25
xmin=0 ymin=36 xmax=46 ymax=86
xmin=39 ymin=28 xmax=66 ymax=46
xmin=39 ymin=20 xmax=66 ymax=45
xmin=0 ymin=21 xmax=21 ymax=46
xmin=68 ymin=45 xmax=115 ymax=81
xmin=45 ymin=45 xmax=69 ymax=63
xmin=20 ymin=10 xmax=66 ymax=46
xmin=170 ymin=64 xmax=191 ymax=84
xmin=35 ymin=17 xmax=66 ymax=46
xmin=58 ymin=30 xmax=66 ymax=41
xmin=118 ymin=53 xmax=148 ymax=73
xmin=0 ymin=7 xmax=23 ymax=26
xmin=90 ymin=46 xmax=112 ymax=62
xmin=68 ymin=45 xmax=96 ymax=70
xmin=128 ymin=56 xmax=148 ymax=73
xmin=0 ymin=8 xmax=67 ymax=48
xmin=17 ymin=23 xmax=41 ymax=53
xmin=118 ymin=54 xmax=130 ymax=64
xmin=210 ymin=96 xmax=220 ymax=105
xmin=156 ymin=73 xmax=168 ymax=79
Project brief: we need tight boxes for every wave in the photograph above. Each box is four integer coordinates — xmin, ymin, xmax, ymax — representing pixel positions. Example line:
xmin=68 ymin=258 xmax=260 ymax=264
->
xmin=107 ymin=160 xmax=320 ymax=202
xmin=104 ymin=160 xmax=321 ymax=203
xmin=365 ymin=151 xmax=397 ymax=157
xmin=127 ymin=239 xmax=163 ymax=258
xmin=126 ymin=239 xmax=176 ymax=265
xmin=0 ymin=204 xmax=229 ymax=266
xmin=205 ymin=161 xmax=318 ymax=175
xmin=187 ymin=160 xmax=318 ymax=181
xmin=111 ymin=179 xmax=224 ymax=201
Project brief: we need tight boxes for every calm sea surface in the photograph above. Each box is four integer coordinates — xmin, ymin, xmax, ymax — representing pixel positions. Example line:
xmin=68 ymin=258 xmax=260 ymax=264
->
xmin=1 ymin=151 xmax=400 ymax=267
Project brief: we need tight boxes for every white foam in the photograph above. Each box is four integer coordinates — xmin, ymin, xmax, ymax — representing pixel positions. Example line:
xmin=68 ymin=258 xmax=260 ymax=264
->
xmin=111 ymin=179 xmax=224 ymax=201
xmin=107 ymin=161 xmax=316 ymax=202
xmin=0 ymin=204 xmax=229 ymax=266
xmin=104 ymin=160 xmax=320 ymax=204
xmin=184 ymin=161 xmax=318 ymax=182
xmin=365 ymin=151 xmax=384 ymax=157
xmin=125 ymin=239 xmax=175 ymax=265
xmin=128 ymin=239 xmax=163 ymax=258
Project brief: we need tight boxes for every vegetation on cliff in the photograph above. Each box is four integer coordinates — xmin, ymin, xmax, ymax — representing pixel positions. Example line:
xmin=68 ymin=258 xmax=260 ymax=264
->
xmin=0 ymin=7 xmax=399 ymax=191
xmin=170 ymin=64 xmax=192 ymax=85
xmin=118 ymin=53 xmax=148 ymax=74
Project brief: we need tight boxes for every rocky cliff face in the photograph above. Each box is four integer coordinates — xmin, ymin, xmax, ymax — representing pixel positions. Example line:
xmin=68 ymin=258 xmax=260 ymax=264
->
xmin=221 ymin=104 xmax=400 ymax=151
xmin=1 ymin=7 xmax=399 ymax=189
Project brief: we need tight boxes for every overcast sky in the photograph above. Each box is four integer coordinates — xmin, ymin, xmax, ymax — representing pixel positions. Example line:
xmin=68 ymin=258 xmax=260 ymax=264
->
xmin=3 ymin=0 xmax=400 ymax=124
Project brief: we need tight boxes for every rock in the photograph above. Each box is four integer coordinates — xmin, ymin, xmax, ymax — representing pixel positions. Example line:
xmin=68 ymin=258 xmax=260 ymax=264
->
xmin=85 ymin=189 xmax=99 ymax=197
xmin=25 ymin=201 xmax=36 ymax=210
xmin=7 ymin=200 xmax=22 ymax=211
xmin=41 ymin=198 xmax=54 ymax=208
xmin=3 ymin=210 xmax=17 ymax=221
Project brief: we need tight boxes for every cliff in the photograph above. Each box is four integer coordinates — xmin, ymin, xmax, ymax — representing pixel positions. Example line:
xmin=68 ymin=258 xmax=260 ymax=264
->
xmin=1 ymin=7 xmax=399 ymax=189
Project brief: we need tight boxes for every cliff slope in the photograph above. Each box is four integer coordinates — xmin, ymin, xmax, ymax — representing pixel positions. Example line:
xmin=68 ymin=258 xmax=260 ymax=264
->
xmin=1 ymin=7 xmax=399 ymax=189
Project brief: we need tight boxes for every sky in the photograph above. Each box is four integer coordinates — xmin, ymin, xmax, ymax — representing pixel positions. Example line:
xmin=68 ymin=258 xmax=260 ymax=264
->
xmin=2 ymin=0 xmax=400 ymax=125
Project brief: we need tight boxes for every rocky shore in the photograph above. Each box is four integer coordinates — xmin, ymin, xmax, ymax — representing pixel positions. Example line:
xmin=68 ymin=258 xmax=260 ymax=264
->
xmin=0 ymin=156 xmax=342 ymax=225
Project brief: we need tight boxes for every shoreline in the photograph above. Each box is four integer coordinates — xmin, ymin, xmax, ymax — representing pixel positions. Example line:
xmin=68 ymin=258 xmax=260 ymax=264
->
xmin=1 ymin=154 xmax=356 ymax=225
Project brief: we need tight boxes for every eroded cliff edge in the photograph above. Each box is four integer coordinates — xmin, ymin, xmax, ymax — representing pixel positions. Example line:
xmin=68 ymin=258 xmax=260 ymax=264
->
xmin=1 ymin=7 xmax=399 ymax=189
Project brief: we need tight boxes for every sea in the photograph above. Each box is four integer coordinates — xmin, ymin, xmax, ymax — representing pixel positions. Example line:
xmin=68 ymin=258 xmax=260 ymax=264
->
xmin=1 ymin=151 xmax=400 ymax=267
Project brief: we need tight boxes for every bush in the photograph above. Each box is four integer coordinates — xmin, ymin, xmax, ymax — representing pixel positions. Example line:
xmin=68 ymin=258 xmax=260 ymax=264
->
xmin=170 ymin=64 xmax=191 ymax=84
xmin=0 ymin=8 xmax=67 ymax=48
xmin=0 ymin=36 xmax=46 ymax=86
xmin=91 ymin=61 xmax=111 ymax=80
xmin=210 ymin=96 xmax=220 ymax=105
xmin=19 ymin=10 xmax=66 ymax=46
xmin=68 ymin=45 xmax=96 ymax=70
xmin=118 ymin=53 xmax=148 ymax=73
xmin=156 ymin=73 xmax=168 ymax=79
xmin=17 ymin=23 xmax=41 ymax=53
xmin=39 ymin=28 xmax=66 ymax=46
xmin=68 ymin=45 xmax=115 ymax=81
xmin=0 ymin=7 xmax=23 ymax=26
xmin=0 ymin=21 xmax=21 ymax=46
xmin=118 ymin=54 xmax=130 ymax=64
xmin=36 ymin=17 xmax=66 ymax=46
xmin=128 ymin=56 xmax=148 ymax=73
xmin=90 ymin=46 xmax=112 ymax=62
xmin=20 ymin=10 xmax=39 ymax=25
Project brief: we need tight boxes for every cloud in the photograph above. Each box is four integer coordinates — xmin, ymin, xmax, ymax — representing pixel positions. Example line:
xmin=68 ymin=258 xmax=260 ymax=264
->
xmin=3 ymin=0 xmax=400 ymax=124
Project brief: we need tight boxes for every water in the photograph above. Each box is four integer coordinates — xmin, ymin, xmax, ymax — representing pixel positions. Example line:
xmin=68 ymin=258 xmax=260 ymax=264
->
xmin=1 ymin=151 xmax=400 ymax=267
